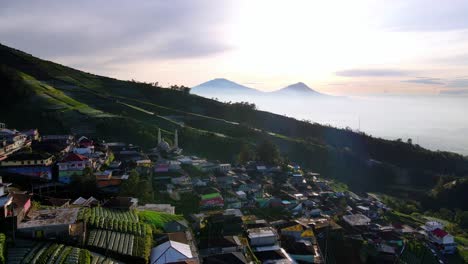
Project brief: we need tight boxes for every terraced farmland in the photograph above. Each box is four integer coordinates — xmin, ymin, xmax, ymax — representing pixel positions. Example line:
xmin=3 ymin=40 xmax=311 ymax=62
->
xmin=7 ymin=240 xmax=91 ymax=264
xmin=88 ymin=208 xmax=138 ymax=222
xmin=0 ymin=233 xmax=5 ymax=264
xmin=87 ymin=230 xmax=134 ymax=256
xmin=86 ymin=208 xmax=148 ymax=236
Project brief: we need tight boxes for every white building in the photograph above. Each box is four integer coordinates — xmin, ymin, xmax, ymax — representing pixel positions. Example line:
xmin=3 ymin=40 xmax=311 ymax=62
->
xmin=423 ymin=221 xmax=443 ymax=232
xmin=247 ymin=227 xmax=279 ymax=247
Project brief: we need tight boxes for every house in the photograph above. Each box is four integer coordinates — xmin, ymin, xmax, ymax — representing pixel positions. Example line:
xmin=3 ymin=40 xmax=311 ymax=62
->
xmin=22 ymin=129 xmax=40 ymax=141
xmin=150 ymin=240 xmax=195 ymax=264
xmin=422 ymin=221 xmax=443 ymax=232
xmin=77 ymin=136 xmax=94 ymax=148
xmin=0 ymin=177 xmax=12 ymax=218
xmin=217 ymin=164 xmax=231 ymax=173
xmin=42 ymin=134 xmax=74 ymax=142
xmin=279 ymin=222 xmax=314 ymax=242
xmin=200 ymin=193 xmax=224 ymax=209
xmin=169 ymin=160 xmax=182 ymax=171
xmin=73 ymin=147 xmax=93 ymax=155
xmin=96 ymin=171 xmax=128 ymax=188
xmin=235 ymin=191 xmax=247 ymax=200
xmin=17 ymin=207 xmax=84 ymax=240
xmin=72 ymin=196 xmax=99 ymax=207
xmin=0 ymin=176 xmax=11 ymax=197
xmin=0 ymin=152 xmax=54 ymax=180
xmin=247 ymin=227 xmax=279 ymax=247
xmin=57 ymin=153 xmax=94 ymax=184
xmin=155 ymin=163 xmax=170 ymax=173
xmin=164 ymin=220 xmax=189 ymax=233
xmin=10 ymin=192 xmax=32 ymax=224
xmin=0 ymin=128 xmax=29 ymax=156
xmin=428 ymin=228 xmax=457 ymax=254
xmin=343 ymin=214 xmax=371 ymax=227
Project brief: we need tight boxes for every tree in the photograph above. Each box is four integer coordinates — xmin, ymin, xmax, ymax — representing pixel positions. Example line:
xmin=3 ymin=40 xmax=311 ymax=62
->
xmin=439 ymin=208 xmax=454 ymax=221
xmin=120 ymin=170 xmax=140 ymax=196
xmin=237 ymin=143 xmax=255 ymax=164
xmin=256 ymin=140 xmax=281 ymax=165
xmin=71 ymin=167 xmax=97 ymax=195
xmin=455 ymin=211 xmax=468 ymax=229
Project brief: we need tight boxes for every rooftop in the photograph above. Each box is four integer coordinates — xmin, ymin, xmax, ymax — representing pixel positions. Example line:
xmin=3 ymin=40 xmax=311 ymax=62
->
xmin=18 ymin=207 xmax=80 ymax=229
xmin=343 ymin=214 xmax=371 ymax=226
xmin=247 ymin=227 xmax=277 ymax=239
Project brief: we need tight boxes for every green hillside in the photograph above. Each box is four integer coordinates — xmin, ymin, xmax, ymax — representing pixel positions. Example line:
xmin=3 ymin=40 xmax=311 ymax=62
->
xmin=1 ymin=43 xmax=468 ymax=203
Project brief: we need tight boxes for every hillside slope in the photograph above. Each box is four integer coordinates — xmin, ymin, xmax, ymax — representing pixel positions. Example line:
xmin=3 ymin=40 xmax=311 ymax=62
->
xmin=1 ymin=43 xmax=468 ymax=199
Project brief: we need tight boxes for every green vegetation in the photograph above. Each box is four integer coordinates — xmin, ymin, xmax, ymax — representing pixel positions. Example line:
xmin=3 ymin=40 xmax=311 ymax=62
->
xmin=255 ymin=140 xmax=281 ymax=165
xmin=2 ymin=42 xmax=468 ymax=208
xmin=329 ymin=181 xmax=349 ymax=192
xmin=180 ymin=164 xmax=209 ymax=178
xmin=83 ymin=207 xmax=153 ymax=263
xmin=18 ymin=242 xmax=91 ymax=264
xmin=400 ymin=240 xmax=439 ymax=264
xmin=87 ymin=230 xmax=135 ymax=256
xmin=138 ymin=210 xmax=184 ymax=232
xmin=0 ymin=233 xmax=5 ymax=264
xmin=119 ymin=170 xmax=154 ymax=203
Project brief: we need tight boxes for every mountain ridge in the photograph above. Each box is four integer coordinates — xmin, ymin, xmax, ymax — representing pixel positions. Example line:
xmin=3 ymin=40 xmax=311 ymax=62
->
xmin=192 ymin=78 xmax=329 ymax=97
xmin=271 ymin=82 xmax=324 ymax=96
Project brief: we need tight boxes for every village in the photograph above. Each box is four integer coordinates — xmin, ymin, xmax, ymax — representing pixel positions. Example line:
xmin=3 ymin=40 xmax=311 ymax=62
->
xmin=0 ymin=122 xmax=458 ymax=264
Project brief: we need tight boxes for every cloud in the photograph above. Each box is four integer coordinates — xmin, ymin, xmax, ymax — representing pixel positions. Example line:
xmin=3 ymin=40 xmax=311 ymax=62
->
xmin=0 ymin=0 xmax=234 ymax=63
xmin=433 ymin=54 xmax=468 ymax=66
xmin=439 ymin=89 xmax=468 ymax=96
xmin=379 ymin=0 xmax=468 ymax=32
xmin=335 ymin=69 xmax=411 ymax=77
xmin=402 ymin=78 xmax=445 ymax=85
xmin=446 ymin=79 xmax=468 ymax=88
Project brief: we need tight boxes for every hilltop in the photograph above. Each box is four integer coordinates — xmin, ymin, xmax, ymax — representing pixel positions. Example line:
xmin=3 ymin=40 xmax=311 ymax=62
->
xmin=1 ymin=43 xmax=468 ymax=200
xmin=270 ymin=82 xmax=326 ymax=96
xmin=191 ymin=78 xmax=261 ymax=96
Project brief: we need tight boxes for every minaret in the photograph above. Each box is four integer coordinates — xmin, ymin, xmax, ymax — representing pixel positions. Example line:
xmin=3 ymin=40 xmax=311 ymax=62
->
xmin=174 ymin=129 xmax=178 ymax=149
xmin=158 ymin=128 xmax=162 ymax=144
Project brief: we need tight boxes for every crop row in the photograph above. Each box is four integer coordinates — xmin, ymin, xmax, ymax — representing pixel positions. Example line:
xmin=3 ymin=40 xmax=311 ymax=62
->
xmin=20 ymin=242 xmax=91 ymax=264
xmin=88 ymin=207 xmax=138 ymax=223
xmin=86 ymin=230 xmax=134 ymax=256
xmin=0 ymin=234 xmax=5 ymax=264
xmin=87 ymin=217 xmax=148 ymax=236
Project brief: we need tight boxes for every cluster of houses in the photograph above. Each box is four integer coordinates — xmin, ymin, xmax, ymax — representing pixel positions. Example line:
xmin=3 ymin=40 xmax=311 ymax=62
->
xmin=149 ymin=144 xmax=458 ymax=263
xmin=0 ymin=123 xmax=459 ymax=263
xmin=0 ymin=124 xmax=157 ymax=192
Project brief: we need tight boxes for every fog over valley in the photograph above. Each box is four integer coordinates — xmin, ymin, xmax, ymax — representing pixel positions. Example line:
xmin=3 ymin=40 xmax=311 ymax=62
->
xmin=192 ymin=80 xmax=468 ymax=155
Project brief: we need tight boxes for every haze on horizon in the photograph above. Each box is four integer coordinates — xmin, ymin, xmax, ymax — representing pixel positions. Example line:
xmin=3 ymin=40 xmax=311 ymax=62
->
xmin=1 ymin=0 xmax=468 ymax=96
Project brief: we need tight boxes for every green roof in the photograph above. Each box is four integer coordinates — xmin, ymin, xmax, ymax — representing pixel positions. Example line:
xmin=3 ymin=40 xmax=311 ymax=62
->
xmin=201 ymin=193 xmax=222 ymax=200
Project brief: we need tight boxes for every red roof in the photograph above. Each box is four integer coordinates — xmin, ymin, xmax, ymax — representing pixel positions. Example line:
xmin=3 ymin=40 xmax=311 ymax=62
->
xmin=432 ymin=228 xmax=448 ymax=238
xmin=62 ymin=153 xmax=88 ymax=162
xmin=200 ymin=197 xmax=224 ymax=206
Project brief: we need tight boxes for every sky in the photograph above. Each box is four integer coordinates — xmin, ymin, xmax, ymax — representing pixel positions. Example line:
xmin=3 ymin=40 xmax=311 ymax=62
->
xmin=1 ymin=0 xmax=468 ymax=95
